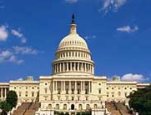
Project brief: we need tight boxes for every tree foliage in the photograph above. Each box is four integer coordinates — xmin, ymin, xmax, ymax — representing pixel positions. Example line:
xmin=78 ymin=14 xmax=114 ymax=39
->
xmin=0 ymin=101 xmax=11 ymax=112
xmin=6 ymin=90 xmax=18 ymax=109
xmin=128 ymin=85 xmax=151 ymax=115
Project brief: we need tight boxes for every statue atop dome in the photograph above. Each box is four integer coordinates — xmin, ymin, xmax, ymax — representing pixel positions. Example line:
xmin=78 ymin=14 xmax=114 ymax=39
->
xmin=71 ymin=14 xmax=75 ymax=24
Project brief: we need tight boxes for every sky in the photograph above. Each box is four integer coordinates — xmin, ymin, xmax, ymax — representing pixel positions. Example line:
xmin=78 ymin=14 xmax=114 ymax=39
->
xmin=0 ymin=0 xmax=151 ymax=82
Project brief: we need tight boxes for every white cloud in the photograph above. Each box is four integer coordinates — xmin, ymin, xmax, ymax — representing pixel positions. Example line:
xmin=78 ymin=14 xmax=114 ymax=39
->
xmin=116 ymin=25 xmax=139 ymax=33
xmin=11 ymin=29 xmax=27 ymax=43
xmin=85 ymin=35 xmax=96 ymax=40
xmin=101 ymin=0 xmax=127 ymax=13
xmin=0 ymin=46 xmax=38 ymax=64
xmin=65 ymin=0 xmax=78 ymax=4
xmin=121 ymin=73 xmax=147 ymax=82
xmin=0 ymin=25 xmax=8 ymax=41
xmin=13 ymin=46 xmax=38 ymax=55
xmin=0 ymin=50 xmax=23 ymax=64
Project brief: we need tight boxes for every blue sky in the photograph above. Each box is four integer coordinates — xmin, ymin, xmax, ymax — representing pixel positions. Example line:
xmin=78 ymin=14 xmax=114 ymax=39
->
xmin=0 ymin=0 xmax=151 ymax=82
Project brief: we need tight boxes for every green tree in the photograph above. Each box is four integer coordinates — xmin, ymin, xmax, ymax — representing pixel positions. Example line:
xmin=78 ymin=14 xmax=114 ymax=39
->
xmin=0 ymin=101 xmax=11 ymax=113
xmin=128 ymin=85 xmax=151 ymax=115
xmin=6 ymin=90 xmax=18 ymax=109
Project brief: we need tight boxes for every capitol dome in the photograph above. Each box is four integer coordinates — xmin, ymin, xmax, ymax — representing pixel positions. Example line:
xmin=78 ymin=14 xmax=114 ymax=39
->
xmin=52 ymin=15 xmax=94 ymax=76
xmin=58 ymin=26 xmax=89 ymax=51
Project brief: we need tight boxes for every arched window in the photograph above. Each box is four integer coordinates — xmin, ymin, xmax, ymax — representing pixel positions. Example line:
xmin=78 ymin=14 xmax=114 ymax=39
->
xmin=48 ymin=104 xmax=52 ymax=109
xmin=56 ymin=104 xmax=59 ymax=109
xmin=86 ymin=104 xmax=90 ymax=109
xmin=79 ymin=104 xmax=82 ymax=110
xmin=63 ymin=104 xmax=67 ymax=110
xmin=94 ymin=104 xmax=97 ymax=109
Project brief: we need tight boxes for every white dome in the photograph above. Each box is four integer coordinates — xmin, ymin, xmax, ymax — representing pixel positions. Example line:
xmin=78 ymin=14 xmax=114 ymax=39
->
xmin=52 ymin=21 xmax=94 ymax=75
xmin=58 ymin=23 xmax=89 ymax=51
xmin=58 ymin=33 xmax=88 ymax=50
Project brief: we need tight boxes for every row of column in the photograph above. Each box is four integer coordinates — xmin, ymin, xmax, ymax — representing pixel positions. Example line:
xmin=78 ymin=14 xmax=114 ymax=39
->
xmin=0 ymin=88 xmax=9 ymax=98
xmin=53 ymin=62 xmax=94 ymax=74
xmin=52 ymin=81 xmax=92 ymax=94
xmin=57 ymin=51 xmax=90 ymax=59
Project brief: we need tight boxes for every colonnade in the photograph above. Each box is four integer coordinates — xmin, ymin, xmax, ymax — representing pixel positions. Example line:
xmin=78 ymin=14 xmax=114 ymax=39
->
xmin=0 ymin=87 xmax=9 ymax=99
xmin=56 ymin=51 xmax=90 ymax=59
xmin=53 ymin=62 xmax=94 ymax=74
xmin=52 ymin=81 xmax=92 ymax=95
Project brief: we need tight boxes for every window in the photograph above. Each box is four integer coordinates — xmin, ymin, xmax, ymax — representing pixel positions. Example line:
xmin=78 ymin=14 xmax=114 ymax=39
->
xmin=32 ymin=92 xmax=34 ymax=97
xmin=85 ymin=89 xmax=88 ymax=94
xmin=86 ymin=96 xmax=88 ymax=100
xmin=66 ymin=96 xmax=68 ymax=100
xmin=72 ymin=96 xmax=74 ymax=101
xmin=19 ymin=92 xmax=21 ymax=97
xmin=25 ymin=91 xmax=28 ymax=97
xmin=58 ymin=90 xmax=61 ymax=94
xmin=77 ymin=89 xmax=80 ymax=94
xmin=118 ymin=92 xmax=121 ymax=96
xmin=58 ymin=96 xmax=60 ymax=100
xmin=99 ymin=89 xmax=101 ymax=94
xmin=45 ymin=88 xmax=47 ymax=94
xmin=66 ymin=89 xmax=68 ymax=94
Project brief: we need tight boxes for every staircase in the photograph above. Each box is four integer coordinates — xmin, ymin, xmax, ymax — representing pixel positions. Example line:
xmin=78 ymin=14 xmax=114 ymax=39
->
xmin=106 ymin=102 xmax=133 ymax=115
xmin=115 ymin=102 xmax=132 ymax=115
xmin=106 ymin=102 xmax=121 ymax=115
xmin=12 ymin=102 xmax=40 ymax=115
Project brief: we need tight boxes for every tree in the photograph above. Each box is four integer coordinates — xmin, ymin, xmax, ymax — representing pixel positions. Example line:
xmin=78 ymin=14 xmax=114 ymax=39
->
xmin=6 ymin=90 xmax=18 ymax=109
xmin=128 ymin=85 xmax=151 ymax=115
xmin=0 ymin=101 xmax=11 ymax=113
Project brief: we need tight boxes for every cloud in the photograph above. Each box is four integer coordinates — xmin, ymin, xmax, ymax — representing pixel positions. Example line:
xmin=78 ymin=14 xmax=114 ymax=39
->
xmin=11 ymin=29 xmax=27 ymax=43
xmin=100 ymin=0 xmax=127 ymax=14
xmin=85 ymin=35 xmax=96 ymax=40
xmin=121 ymin=73 xmax=147 ymax=82
xmin=65 ymin=0 xmax=78 ymax=4
xmin=13 ymin=46 xmax=38 ymax=55
xmin=0 ymin=50 xmax=23 ymax=64
xmin=0 ymin=46 xmax=39 ymax=64
xmin=0 ymin=25 xmax=8 ymax=41
xmin=116 ymin=25 xmax=139 ymax=33
xmin=0 ymin=25 xmax=27 ymax=43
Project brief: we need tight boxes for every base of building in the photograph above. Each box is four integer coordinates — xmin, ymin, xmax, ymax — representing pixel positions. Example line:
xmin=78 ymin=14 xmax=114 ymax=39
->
xmin=35 ymin=108 xmax=109 ymax=115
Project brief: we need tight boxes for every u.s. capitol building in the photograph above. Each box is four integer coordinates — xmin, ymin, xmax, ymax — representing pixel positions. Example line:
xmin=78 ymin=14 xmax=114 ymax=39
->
xmin=0 ymin=16 xmax=150 ymax=115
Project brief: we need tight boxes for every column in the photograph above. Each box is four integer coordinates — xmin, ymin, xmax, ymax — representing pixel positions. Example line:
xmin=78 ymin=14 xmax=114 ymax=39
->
xmin=53 ymin=81 xmax=55 ymax=92
xmin=2 ymin=88 xmax=4 ymax=98
xmin=74 ymin=62 xmax=76 ymax=71
xmin=63 ymin=63 xmax=65 ymax=72
xmin=60 ymin=63 xmax=62 ymax=72
xmin=69 ymin=81 xmax=71 ymax=94
xmin=64 ymin=81 xmax=65 ymax=91
xmin=81 ymin=81 xmax=82 ymax=91
xmin=56 ymin=81 xmax=57 ymax=91
xmin=89 ymin=81 xmax=91 ymax=93
xmin=1 ymin=88 xmax=2 ymax=98
xmin=5 ymin=88 xmax=6 ymax=98
xmin=84 ymin=63 xmax=86 ymax=72
xmin=90 ymin=81 xmax=92 ymax=93
xmin=75 ymin=81 xmax=77 ymax=94
xmin=70 ymin=62 xmax=72 ymax=71
xmin=67 ymin=62 xmax=69 ymax=71
xmin=77 ymin=63 xmax=79 ymax=71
